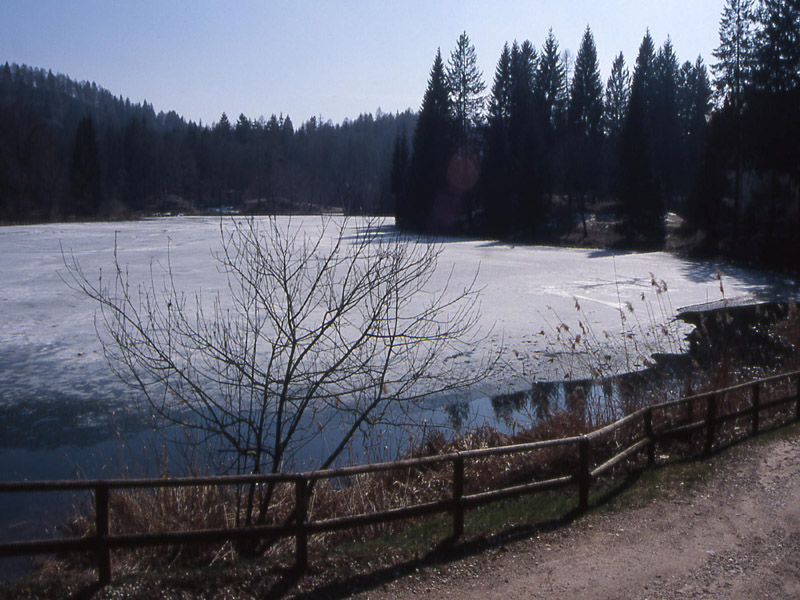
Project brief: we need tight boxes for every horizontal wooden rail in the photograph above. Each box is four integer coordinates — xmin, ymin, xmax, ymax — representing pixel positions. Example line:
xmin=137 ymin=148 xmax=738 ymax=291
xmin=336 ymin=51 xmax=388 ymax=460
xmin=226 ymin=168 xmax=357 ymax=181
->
xmin=461 ymin=475 xmax=575 ymax=508
xmin=586 ymin=409 xmax=646 ymax=441
xmin=0 ymin=473 xmax=305 ymax=494
xmin=306 ymin=499 xmax=453 ymax=534
xmin=655 ymin=420 xmax=705 ymax=439
xmin=591 ymin=439 xmax=649 ymax=478
xmin=2 ymin=369 xmax=799 ymax=587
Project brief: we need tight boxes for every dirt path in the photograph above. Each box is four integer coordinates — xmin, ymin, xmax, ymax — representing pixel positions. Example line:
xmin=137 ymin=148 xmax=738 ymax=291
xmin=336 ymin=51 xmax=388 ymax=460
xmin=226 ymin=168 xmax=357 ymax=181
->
xmin=343 ymin=431 xmax=800 ymax=600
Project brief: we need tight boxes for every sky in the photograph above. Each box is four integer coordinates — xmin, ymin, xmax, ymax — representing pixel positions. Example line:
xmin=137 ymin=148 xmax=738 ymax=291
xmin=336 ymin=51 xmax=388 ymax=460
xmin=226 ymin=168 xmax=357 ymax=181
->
xmin=1 ymin=0 xmax=726 ymax=127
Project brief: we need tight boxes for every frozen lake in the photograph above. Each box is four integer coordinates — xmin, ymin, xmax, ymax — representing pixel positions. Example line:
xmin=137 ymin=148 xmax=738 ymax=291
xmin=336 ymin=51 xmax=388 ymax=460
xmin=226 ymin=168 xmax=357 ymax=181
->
xmin=0 ymin=215 xmax=798 ymax=577
xmin=2 ymin=215 xmax=798 ymax=459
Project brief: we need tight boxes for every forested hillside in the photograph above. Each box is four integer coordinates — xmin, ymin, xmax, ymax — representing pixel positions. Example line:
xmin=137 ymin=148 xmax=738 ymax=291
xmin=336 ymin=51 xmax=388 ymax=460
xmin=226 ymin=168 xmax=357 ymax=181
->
xmin=0 ymin=63 xmax=415 ymax=221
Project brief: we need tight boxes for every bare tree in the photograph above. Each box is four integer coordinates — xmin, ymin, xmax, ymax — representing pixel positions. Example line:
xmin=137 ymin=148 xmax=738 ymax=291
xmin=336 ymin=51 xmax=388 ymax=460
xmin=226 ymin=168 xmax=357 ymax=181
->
xmin=64 ymin=216 xmax=490 ymax=526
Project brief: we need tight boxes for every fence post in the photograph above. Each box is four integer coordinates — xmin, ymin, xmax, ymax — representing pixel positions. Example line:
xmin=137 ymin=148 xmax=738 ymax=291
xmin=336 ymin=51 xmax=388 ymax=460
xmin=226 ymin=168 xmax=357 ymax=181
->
xmin=796 ymin=376 xmax=800 ymax=422
xmin=705 ymin=394 xmax=717 ymax=456
xmin=578 ymin=436 xmax=591 ymax=510
xmin=752 ymin=383 xmax=761 ymax=435
xmin=452 ymin=453 xmax=464 ymax=539
xmin=95 ymin=485 xmax=111 ymax=586
xmin=687 ymin=397 xmax=694 ymax=423
xmin=294 ymin=478 xmax=308 ymax=572
xmin=644 ymin=408 xmax=656 ymax=467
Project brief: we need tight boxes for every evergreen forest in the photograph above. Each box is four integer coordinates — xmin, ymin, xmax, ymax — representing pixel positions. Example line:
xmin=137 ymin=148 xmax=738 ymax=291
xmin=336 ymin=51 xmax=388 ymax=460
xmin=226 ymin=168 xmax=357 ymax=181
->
xmin=394 ymin=0 xmax=800 ymax=268
xmin=1 ymin=0 xmax=799 ymax=269
xmin=0 ymin=63 xmax=415 ymax=221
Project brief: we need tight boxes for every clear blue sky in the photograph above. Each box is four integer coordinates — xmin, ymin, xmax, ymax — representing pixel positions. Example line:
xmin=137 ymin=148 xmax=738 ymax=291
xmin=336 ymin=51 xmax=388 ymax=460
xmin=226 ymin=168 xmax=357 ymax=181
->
xmin=1 ymin=0 xmax=725 ymax=126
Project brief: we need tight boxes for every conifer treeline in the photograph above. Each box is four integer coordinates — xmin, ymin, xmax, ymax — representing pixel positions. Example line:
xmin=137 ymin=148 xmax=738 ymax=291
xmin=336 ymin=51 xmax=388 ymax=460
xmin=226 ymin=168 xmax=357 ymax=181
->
xmin=394 ymin=27 xmax=711 ymax=247
xmin=2 ymin=1 xmax=798 ymax=269
xmin=395 ymin=0 xmax=800 ymax=265
xmin=0 ymin=63 xmax=415 ymax=221
xmin=694 ymin=0 xmax=800 ymax=267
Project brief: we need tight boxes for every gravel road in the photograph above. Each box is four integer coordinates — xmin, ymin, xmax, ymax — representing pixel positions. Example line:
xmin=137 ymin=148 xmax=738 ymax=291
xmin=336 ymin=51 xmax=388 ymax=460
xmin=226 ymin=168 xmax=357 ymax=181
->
xmin=344 ymin=429 xmax=800 ymax=600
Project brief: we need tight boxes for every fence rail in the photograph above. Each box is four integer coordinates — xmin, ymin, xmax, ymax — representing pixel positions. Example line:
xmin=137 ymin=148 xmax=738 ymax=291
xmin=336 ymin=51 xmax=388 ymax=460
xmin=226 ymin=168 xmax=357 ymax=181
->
xmin=2 ymin=370 xmax=800 ymax=586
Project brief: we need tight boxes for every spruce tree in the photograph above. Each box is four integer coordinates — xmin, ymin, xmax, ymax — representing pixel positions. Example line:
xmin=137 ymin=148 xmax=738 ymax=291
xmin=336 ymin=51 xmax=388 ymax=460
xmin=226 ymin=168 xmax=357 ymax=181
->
xmin=618 ymin=31 xmax=664 ymax=246
xmin=536 ymin=30 xmax=567 ymax=129
xmin=509 ymin=40 xmax=544 ymax=232
xmin=567 ymin=26 xmax=604 ymax=235
xmin=604 ymin=54 xmax=631 ymax=140
xmin=618 ymin=87 xmax=663 ymax=245
xmin=69 ymin=115 xmax=102 ymax=216
xmin=488 ymin=43 xmax=513 ymax=126
xmin=753 ymin=0 xmax=800 ymax=93
xmin=712 ymin=0 xmax=757 ymax=107
xmin=482 ymin=43 xmax=514 ymax=234
xmin=653 ymin=38 xmax=682 ymax=201
xmin=234 ymin=113 xmax=251 ymax=143
xmin=569 ymin=26 xmax=603 ymax=137
xmin=215 ymin=112 xmax=232 ymax=135
xmin=712 ymin=0 xmax=758 ymax=240
xmin=631 ymin=30 xmax=657 ymax=112
xmin=390 ymin=131 xmax=410 ymax=222
xmin=689 ymin=58 xmax=712 ymax=152
xmin=536 ymin=30 xmax=567 ymax=209
xmin=678 ymin=58 xmax=712 ymax=194
xmin=604 ymin=52 xmax=631 ymax=195
xmin=407 ymin=49 xmax=453 ymax=232
xmin=748 ymin=0 xmax=800 ymax=262
xmin=446 ymin=31 xmax=486 ymax=149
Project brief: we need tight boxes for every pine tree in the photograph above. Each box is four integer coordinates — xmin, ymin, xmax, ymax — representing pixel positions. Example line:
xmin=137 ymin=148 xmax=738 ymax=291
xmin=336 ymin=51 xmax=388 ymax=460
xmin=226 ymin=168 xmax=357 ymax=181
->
xmin=446 ymin=31 xmax=486 ymax=149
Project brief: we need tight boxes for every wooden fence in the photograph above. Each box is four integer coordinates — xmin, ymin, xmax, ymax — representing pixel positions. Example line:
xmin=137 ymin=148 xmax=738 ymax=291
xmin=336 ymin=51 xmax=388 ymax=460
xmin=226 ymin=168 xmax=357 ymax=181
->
xmin=2 ymin=370 xmax=800 ymax=586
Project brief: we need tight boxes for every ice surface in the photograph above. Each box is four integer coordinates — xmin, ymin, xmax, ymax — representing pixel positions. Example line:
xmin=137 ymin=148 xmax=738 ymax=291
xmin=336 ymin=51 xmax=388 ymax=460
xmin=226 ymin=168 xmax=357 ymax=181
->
xmin=1 ymin=215 xmax=797 ymax=417
xmin=1 ymin=216 xmax=798 ymax=559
